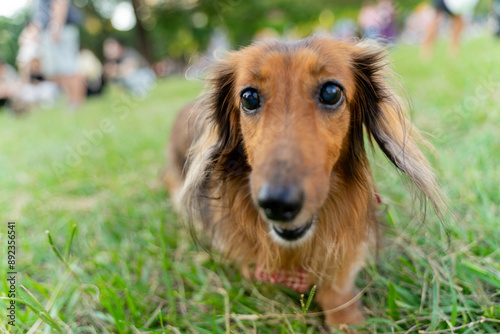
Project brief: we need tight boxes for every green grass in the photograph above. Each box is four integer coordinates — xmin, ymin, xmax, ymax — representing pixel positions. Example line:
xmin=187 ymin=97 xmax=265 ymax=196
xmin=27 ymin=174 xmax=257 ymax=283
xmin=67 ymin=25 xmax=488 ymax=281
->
xmin=1 ymin=36 xmax=499 ymax=333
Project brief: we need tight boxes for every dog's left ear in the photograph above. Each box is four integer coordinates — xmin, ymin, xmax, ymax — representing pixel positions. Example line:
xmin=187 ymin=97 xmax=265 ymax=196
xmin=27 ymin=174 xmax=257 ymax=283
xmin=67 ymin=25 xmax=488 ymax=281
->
xmin=350 ymin=44 xmax=445 ymax=218
xmin=179 ymin=56 xmax=244 ymax=226
xmin=207 ymin=57 xmax=241 ymax=158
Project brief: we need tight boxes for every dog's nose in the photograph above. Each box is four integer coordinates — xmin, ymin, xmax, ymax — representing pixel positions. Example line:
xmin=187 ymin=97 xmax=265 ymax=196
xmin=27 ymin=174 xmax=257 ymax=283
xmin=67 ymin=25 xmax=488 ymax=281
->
xmin=257 ymin=183 xmax=304 ymax=222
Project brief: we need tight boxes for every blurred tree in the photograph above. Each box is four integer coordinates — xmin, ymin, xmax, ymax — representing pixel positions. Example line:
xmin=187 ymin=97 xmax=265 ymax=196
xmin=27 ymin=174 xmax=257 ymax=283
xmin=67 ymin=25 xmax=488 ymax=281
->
xmin=145 ymin=0 xmax=362 ymax=62
xmin=0 ymin=13 xmax=29 ymax=66
xmin=1 ymin=0 xmax=495 ymax=68
xmin=131 ymin=0 xmax=153 ymax=63
xmin=140 ymin=0 xmax=432 ymax=63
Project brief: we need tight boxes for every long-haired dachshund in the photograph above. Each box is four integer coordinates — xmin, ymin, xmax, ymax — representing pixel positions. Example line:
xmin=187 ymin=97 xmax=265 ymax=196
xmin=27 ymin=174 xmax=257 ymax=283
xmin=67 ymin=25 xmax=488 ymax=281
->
xmin=164 ymin=37 xmax=444 ymax=326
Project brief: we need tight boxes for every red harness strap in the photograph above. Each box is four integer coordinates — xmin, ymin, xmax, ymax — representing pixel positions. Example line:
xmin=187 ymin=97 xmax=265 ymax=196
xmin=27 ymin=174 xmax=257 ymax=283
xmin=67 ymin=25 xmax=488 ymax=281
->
xmin=255 ymin=266 xmax=309 ymax=293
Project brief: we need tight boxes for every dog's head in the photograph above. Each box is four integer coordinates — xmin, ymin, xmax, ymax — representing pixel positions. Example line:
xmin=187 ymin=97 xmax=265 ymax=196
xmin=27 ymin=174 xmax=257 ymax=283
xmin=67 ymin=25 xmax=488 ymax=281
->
xmin=185 ymin=37 xmax=444 ymax=246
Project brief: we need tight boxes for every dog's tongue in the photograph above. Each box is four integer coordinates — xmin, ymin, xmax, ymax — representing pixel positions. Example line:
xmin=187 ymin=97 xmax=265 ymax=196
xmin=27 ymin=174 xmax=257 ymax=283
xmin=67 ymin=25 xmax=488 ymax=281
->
xmin=255 ymin=266 xmax=309 ymax=293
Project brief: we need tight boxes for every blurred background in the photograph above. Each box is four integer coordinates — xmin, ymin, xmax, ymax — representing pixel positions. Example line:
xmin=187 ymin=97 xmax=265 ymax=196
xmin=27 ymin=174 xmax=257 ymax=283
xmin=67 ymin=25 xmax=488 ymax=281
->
xmin=0 ymin=0 xmax=499 ymax=112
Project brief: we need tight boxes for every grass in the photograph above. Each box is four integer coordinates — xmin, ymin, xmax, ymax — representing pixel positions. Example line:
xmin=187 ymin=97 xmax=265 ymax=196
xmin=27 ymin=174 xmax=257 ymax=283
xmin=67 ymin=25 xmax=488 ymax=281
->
xmin=1 ymin=36 xmax=499 ymax=333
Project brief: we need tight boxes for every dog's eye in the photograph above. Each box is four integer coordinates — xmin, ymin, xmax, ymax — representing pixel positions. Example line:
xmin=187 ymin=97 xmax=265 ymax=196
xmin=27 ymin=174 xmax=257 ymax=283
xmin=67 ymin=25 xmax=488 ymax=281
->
xmin=319 ymin=82 xmax=343 ymax=107
xmin=240 ymin=88 xmax=261 ymax=113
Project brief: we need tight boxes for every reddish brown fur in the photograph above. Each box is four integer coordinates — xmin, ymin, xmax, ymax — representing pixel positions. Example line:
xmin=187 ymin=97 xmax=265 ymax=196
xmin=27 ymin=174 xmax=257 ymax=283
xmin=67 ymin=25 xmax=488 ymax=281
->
xmin=165 ymin=37 xmax=444 ymax=326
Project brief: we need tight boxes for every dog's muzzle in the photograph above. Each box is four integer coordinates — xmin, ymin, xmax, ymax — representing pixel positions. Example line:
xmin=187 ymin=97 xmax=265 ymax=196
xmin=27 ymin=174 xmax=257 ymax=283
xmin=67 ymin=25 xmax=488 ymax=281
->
xmin=257 ymin=182 xmax=317 ymax=243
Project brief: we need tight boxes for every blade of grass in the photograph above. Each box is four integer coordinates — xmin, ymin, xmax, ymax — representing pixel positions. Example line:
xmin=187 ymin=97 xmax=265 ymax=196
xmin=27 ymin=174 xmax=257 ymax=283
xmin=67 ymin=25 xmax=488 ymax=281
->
xmin=17 ymin=285 xmax=64 ymax=333
xmin=64 ymin=224 xmax=78 ymax=261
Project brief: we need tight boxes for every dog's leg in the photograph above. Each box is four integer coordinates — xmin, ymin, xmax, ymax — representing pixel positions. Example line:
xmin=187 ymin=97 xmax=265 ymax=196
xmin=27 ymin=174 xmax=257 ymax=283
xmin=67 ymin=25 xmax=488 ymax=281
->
xmin=316 ymin=285 xmax=365 ymax=326
xmin=315 ymin=254 xmax=366 ymax=326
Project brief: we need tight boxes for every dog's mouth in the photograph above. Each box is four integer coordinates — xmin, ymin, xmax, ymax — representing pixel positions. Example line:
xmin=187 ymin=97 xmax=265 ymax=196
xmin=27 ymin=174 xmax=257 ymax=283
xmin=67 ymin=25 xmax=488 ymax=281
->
xmin=270 ymin=214 xmax=318 ymax=243
xmin=272 ymin=221 xmax=313 ymax=241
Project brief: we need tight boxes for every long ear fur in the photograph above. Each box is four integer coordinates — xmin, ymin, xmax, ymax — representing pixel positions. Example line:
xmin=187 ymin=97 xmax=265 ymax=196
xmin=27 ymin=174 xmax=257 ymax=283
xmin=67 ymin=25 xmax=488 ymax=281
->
xmin=207 ymin=60 xmax=241 ymax=162
xmin=179 ymin=56 xmax=247 ymax=228
xmin=351 ymin=43 xmax=445 ymax=220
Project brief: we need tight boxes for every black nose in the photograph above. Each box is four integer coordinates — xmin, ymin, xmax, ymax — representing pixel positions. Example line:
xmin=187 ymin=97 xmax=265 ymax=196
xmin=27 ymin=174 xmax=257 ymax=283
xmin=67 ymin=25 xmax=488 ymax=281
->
xmin=257 ymin=183 xmax=304 ymax=222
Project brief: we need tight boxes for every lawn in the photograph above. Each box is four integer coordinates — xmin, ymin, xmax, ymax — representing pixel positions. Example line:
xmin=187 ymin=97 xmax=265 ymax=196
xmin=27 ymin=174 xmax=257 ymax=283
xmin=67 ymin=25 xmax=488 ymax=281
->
xmin=1 ymin=37 xmax=499 ymax=333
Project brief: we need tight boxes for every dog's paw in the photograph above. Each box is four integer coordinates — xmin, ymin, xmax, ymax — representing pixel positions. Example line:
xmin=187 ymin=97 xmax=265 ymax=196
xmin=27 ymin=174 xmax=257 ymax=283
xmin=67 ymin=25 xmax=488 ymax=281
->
xmin=325 ymin=311 xmax=365 ymax=333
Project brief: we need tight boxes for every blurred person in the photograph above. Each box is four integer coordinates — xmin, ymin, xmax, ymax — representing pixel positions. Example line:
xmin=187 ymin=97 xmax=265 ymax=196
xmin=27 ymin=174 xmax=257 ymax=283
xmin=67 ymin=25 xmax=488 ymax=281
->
xmin=16 ymin=23 xmax=41 ymax=83
xmin=15 ymin=21 xmax=61 ymax=113
xmin=358 ymin=0 xmax=398 ymax=43
xmin=78 ymin=48 xmax=104 ymax=96
xmin=358 ymin=1 xmax=380 ymax=39
xmin=32 ymin=0 xmax=86 ymax=108
xmin=103 ymin=38 xmax=155 ymax=97
xmin=401 ymin=3 xmax=436 ymax=44
xmin=152 ymin=58 xmax=184 ymax=78
xmin=378 ymin=0 xmax=398 ymax=42
xmin=332 ymin=18 xmax=358 ymax=42
xmin=422 ymin=0 xmax=479 ymax=58
xmin=0 ymin=59 xmax=22 ymax=110
xmin=0 ymin=58 xmax=58 ymax=114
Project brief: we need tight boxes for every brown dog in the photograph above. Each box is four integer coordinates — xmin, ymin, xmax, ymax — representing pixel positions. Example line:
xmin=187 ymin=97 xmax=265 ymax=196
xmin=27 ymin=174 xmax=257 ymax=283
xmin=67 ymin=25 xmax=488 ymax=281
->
xmin=164 ymin=37 xmax=444 ymax=326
